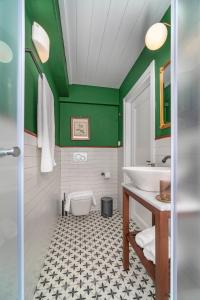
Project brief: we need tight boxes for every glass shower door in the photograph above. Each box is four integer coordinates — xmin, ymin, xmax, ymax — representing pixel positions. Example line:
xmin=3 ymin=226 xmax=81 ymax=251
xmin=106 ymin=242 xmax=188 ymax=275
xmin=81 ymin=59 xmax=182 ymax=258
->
xmin=173 ymin=0 xmax=200 ymax=299
xmin=0 ymin=0 xmax=24 ymax=299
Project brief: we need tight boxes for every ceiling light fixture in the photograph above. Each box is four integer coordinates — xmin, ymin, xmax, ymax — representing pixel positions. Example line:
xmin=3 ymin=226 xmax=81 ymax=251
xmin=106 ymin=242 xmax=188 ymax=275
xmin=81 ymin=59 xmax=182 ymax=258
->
xmin=145 ymin=22 xmax=170 ymax=51
xmin=32 ymin=22 xmax=50 ymax=63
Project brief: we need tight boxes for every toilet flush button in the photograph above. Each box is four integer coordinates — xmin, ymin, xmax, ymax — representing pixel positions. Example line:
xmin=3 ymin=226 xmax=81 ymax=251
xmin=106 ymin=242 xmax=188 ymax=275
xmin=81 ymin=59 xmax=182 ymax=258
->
xmin=73 ymin=152 xmax=87 ymax=162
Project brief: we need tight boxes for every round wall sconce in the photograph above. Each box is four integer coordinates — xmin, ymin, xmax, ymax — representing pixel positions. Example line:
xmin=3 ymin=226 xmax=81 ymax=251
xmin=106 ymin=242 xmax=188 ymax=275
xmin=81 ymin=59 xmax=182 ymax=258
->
xmin=32 ymin=22 xmax=50 ymax=63
xmin=0 ymin=40 xmax=13 ymax=63
xmin=145 ymin=22 xmax=170 ymax=51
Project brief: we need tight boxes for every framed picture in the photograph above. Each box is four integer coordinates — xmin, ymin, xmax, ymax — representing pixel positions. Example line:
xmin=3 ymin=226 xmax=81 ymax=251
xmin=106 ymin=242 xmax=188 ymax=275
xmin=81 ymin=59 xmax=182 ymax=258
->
xmin=71 ymin=117 xmax=90 ymax=140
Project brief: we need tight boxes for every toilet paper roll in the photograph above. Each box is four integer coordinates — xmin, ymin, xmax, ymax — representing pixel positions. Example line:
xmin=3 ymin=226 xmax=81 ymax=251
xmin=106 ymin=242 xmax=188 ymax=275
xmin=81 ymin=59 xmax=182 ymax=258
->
xmin=104 ymin=172 xmax=111 ymax=179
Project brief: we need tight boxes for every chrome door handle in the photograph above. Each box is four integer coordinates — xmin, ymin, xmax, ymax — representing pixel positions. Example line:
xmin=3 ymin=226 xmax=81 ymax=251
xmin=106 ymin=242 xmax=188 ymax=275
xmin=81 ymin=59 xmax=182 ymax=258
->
xmin=0 ymin=147 xmax=21 ymax=158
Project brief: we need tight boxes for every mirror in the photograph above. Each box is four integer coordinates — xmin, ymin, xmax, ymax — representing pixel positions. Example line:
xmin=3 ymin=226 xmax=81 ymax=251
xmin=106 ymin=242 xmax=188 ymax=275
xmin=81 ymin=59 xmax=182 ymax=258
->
xmin=160 ymin=60 xmax=171 ymax=129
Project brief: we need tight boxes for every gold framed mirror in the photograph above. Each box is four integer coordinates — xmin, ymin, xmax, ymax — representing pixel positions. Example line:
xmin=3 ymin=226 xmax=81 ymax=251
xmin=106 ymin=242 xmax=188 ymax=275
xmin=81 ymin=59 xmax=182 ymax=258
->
xmin=160 ymin=60 xmax=171 ymax=129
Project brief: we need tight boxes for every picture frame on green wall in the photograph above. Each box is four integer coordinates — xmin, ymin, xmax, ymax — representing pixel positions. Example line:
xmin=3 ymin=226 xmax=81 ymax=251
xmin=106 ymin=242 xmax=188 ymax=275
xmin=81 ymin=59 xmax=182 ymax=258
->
xmin=71 ymin=117 xmax=90 ymax=140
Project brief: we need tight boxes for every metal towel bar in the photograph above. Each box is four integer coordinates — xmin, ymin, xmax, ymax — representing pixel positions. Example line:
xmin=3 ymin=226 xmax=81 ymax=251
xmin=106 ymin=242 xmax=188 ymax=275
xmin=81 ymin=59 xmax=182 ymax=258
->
xmin=25 ymin=47 xmax=43 ymax=77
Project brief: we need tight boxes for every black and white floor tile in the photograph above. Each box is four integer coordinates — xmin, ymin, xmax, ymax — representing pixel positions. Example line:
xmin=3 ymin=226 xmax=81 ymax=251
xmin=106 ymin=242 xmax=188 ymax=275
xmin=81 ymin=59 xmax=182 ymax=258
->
xmin=33 ymin=210 xmax=155 ymax=300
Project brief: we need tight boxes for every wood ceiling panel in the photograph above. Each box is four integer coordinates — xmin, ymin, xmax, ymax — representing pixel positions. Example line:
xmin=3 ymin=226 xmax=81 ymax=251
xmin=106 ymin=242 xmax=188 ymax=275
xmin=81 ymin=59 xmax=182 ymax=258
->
xmin=75 ymin=0 xmax=94 ymax=84
xmin=59 ymin=0 xmax=170 ymax=88
xmin=59 ymin=0 xmax=77 ymax=83
xmin=93 ymin=0 xmax=129 ymax=85
xmin=100 ymin=0 xmax=146 ymax=87
xmin=85 ymin=0 xmax=112 ymax=85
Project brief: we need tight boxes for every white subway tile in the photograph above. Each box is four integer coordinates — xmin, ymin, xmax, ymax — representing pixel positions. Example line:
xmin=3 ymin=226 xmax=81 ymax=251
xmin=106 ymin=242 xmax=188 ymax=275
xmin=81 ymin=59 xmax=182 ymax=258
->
xmin=24 ymin=133 xmax=61 ymax=299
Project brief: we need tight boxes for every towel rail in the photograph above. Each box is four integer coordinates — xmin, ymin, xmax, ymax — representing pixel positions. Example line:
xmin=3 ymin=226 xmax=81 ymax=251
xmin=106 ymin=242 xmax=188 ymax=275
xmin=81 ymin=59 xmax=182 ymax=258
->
xmin=25 ymin=48 xmax=43 ymax=77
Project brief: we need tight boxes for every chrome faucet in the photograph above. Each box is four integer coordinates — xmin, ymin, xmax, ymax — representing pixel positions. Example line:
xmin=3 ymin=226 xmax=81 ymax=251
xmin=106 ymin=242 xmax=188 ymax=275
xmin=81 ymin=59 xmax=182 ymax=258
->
xmin=162 ymin=155 xmax=171 ymax=163
xmin=146 ymin=160 xmax=155 ymax=167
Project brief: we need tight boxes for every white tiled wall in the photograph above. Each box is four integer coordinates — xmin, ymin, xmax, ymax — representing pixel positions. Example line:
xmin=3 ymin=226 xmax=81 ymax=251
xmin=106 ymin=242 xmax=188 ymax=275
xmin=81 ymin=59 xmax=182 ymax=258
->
xmin=24 ymin=133 xmax=61 ymax=300
xmin=117 ymin=147 xmax=124 ymax=213
xmin=154 ymin=137 xmax=171 ymax=166
xmin=61 ymin=148 xmax=118 ymax=210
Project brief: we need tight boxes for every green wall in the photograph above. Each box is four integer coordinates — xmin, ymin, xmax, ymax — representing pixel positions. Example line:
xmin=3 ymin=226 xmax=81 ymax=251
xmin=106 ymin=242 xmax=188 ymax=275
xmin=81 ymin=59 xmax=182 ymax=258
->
xmin=60 ymin=85 xmax=119 ymax=147
xmin=25 ymin=1 xmax=170 ymax=147
xmin=60 ymin=85 xmax=119 ymax=105
xmin=25 ymin=0 xmax=69 ymax=145
xmin=26 ymin=0 xmax=69 ymax=96
xmin=60 ymin=103 xmax=118 ymax=147
xmin=119 ymin=8 xmax=171 ymax=141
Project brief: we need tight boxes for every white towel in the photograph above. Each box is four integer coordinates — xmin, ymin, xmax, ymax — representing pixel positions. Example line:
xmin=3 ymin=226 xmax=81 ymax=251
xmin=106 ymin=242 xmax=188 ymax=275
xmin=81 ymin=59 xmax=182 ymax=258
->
xmin=38 ymin=74 xmax=56 ymax=172
xmin=143 ymin=237 xmax=171 ymax=264
xmin=65 ymin=191 xmax=96 ymax=212
xmin=37 ymin=75 xmax=43 ymax=148
xmin=135 ymin=226 xmax=155 ymax=248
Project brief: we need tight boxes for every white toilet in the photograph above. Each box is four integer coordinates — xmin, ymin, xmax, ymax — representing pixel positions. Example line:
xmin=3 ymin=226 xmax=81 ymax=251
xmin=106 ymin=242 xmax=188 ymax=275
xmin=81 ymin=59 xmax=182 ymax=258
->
xmin=66 ymin=191 xmax=96 ymax=216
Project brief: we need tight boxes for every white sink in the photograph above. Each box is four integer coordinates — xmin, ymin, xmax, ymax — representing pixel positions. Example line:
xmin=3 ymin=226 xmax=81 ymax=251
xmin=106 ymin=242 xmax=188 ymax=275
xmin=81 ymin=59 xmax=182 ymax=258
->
xmin=123 ymin=166 xmax=170 ymax=192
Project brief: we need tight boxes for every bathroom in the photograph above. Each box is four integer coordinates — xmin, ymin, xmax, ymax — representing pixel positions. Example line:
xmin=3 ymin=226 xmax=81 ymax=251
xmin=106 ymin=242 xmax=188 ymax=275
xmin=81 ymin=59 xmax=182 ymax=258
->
xmin=1 ymin=0 xmax=200 ymax=299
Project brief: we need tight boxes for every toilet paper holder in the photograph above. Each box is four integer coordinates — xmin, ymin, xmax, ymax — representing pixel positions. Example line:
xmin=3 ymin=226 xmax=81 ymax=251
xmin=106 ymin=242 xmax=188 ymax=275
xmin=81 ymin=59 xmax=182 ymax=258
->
xmin=101 ymin=172 xmax=111 ymax=179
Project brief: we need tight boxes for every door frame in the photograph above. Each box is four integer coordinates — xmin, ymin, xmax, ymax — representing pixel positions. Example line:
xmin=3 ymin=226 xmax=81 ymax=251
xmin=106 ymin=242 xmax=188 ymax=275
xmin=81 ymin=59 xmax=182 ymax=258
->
xmin=123 ymin=60 xmax=155 ymax=171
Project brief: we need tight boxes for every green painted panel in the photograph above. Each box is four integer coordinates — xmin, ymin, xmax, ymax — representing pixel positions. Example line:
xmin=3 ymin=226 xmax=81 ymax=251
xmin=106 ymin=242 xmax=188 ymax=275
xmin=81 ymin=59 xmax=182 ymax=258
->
xmin=60 ymin=85 xmax=119 ymax=106
xmin=60 ymin=103 xmax=118 ymax=147
xmin=25 ymin=6 xmax=61 ymax=144
xmin=25 ymin=54 xmax=38 ymax=134
xmin=119 ymin=8 xmax=171 ymax=141
xmin=26 ymin=0 xmax=69 ymax=96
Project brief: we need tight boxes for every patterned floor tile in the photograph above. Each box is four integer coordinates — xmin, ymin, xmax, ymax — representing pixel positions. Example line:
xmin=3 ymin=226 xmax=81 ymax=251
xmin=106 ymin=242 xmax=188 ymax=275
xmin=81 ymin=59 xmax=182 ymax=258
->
xmin=33 ymin=210 xmax=155 ymax=299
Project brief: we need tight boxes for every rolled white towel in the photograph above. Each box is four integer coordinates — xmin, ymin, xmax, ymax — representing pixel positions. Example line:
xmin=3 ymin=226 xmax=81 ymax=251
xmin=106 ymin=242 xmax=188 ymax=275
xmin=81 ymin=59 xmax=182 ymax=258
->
xmin=135 ymin=226 xmax=155 ymax=248
xmin=143 ymin=237 xmax=171 ymax=264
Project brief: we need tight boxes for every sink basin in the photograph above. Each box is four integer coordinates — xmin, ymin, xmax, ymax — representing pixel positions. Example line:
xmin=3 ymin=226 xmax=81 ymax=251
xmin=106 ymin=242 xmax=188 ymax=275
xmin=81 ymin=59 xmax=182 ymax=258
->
xmin=123 ymin=166 xmax=170 ymax=192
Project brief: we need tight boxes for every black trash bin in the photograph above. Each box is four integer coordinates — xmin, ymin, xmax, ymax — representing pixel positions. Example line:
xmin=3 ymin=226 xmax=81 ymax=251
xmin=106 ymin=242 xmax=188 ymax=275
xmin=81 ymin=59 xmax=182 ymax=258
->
xmin=101 ymin=197 xmax=113 ymax=218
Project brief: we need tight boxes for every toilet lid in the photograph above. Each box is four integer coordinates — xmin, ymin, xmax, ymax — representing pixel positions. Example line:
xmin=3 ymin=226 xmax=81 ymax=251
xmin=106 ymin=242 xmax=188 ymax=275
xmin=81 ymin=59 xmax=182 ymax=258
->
xmin=69 ymin=191 xmax=94 ymax=201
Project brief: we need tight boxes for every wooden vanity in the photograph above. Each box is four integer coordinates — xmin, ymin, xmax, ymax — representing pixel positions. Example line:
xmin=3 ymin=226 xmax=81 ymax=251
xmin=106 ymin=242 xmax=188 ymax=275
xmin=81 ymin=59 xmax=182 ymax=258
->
xmin=122 ymin=183 xmax=171 ymax=300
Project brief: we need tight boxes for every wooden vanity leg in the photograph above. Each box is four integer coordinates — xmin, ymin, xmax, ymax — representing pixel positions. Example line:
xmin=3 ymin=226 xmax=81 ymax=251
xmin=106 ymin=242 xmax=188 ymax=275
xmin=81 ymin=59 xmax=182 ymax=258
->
xmin=155 ymin=212 xmax=169 ymax=300
xmin=123 ymin=189 xmax=129 ymax=270
xmin=152 ymin=213 xmax=155 ymax=226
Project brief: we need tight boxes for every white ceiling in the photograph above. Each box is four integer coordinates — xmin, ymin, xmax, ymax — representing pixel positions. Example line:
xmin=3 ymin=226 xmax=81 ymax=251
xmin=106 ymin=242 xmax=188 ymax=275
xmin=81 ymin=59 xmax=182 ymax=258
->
xmin=59 ymin=0 xmax=170 ymax=89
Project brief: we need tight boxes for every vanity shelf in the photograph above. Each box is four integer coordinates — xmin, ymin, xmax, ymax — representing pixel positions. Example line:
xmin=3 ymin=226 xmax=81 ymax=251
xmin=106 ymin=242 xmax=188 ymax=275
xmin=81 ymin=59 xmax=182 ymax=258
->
xmin=122 ymin=184 xmax=171 ymax=300
xmin=127 ymin=230 xmax=156 ymax=280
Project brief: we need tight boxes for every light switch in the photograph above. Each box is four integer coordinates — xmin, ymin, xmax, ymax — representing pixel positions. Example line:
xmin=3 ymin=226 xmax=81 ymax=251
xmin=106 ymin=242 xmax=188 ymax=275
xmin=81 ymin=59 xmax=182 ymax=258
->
xmin=73 ymin=152 xmax=87 ymax=162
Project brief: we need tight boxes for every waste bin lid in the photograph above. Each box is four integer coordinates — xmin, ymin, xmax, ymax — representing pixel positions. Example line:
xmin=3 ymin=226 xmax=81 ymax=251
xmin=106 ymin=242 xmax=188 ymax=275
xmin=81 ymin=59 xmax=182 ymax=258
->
xmin=101 ymin=197 xmax=113 ymax=201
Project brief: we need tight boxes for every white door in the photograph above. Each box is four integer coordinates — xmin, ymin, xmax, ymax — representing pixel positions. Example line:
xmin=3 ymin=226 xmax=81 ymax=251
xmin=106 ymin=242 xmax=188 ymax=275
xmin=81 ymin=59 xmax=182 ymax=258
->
xmin=131 ymin=83 xmax=153 ymax=228
xmin=123 ymin=61 xmax=155 ymax=228
xmin=132 ymin=85 xmax=151 ymax=166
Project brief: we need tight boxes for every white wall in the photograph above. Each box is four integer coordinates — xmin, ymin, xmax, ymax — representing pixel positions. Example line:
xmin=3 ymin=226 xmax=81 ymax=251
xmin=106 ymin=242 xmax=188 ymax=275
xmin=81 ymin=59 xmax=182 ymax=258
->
xmin=117 ymin=147 xmax=124 ymax=213
xmin=154 ymin=137 xmax=171 ymax=167
xmin=61 ymin=148 xmax=118 ymax=210
xmin=118 ymin=137 xmax=171 ymax=228
xmin=24 ymin=132 xmax=61 ymax=300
